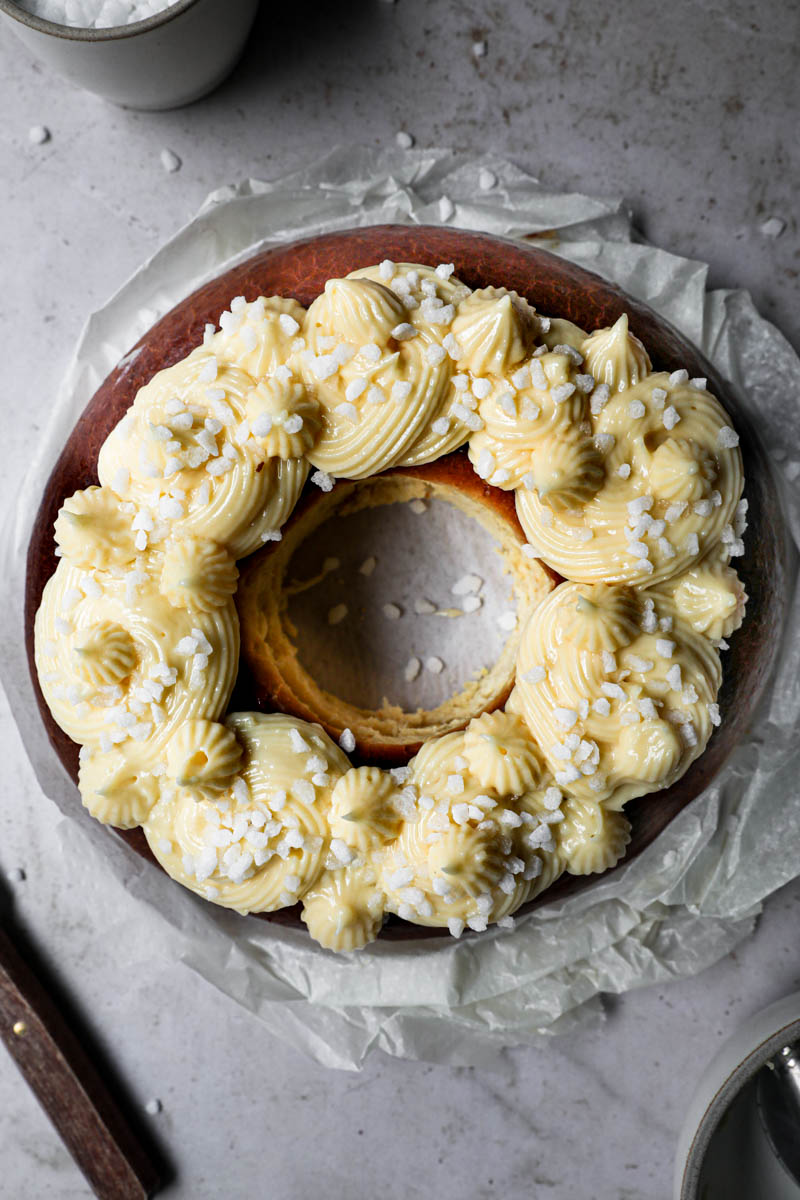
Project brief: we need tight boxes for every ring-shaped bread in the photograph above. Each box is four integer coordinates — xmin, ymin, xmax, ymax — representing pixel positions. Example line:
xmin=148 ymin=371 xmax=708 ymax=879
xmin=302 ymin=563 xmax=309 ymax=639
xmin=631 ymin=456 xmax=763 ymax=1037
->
xmin=34 ymin=263 xmax=747 ymax=951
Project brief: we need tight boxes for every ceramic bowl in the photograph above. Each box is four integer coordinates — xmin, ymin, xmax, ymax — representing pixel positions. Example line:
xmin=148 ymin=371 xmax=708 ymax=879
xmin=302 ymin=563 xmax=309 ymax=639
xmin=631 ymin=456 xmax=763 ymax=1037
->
xmin=675 ymin=991 xmax=800 ymax=1198
xmin=24 ymin=224 xmax=788 ymax=939
xmin=0 ymin=0 xmax=259 ymax=110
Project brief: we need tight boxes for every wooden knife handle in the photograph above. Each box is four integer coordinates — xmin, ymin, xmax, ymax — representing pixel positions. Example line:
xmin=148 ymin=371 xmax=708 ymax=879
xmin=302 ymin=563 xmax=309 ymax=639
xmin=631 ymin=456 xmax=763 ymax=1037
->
xmin=0 ymin=923 xmax=163 ymax=1199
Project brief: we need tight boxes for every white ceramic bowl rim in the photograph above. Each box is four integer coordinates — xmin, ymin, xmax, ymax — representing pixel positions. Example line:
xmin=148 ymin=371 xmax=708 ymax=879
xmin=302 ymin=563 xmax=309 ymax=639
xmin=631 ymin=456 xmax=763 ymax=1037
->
xmin=0 ymin=0 xmax=198 ymax=40
xmin=680 ymin=1006 xmax=800 ymax=1198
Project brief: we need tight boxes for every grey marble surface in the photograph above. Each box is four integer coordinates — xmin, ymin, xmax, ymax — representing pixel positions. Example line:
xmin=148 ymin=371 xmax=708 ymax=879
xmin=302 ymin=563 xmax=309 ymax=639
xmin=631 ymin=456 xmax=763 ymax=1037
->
xmin=1 ymin=1 xmax=799 ymax=1197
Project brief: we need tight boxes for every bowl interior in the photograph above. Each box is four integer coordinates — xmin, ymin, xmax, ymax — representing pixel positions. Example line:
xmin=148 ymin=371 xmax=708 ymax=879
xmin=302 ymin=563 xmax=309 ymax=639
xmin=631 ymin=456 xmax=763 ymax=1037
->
xmin=0 ymin=0 xmax=197 ymax=40
xmin=681 ymin=1007 xmax=800 ymax=1199
xmin=24 ymin=224 xmax=788 ymax=940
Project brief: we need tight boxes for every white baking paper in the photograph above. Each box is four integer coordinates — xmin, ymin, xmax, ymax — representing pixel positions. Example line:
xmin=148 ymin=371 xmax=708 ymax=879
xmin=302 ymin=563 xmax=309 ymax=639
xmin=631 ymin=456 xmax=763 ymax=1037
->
xmin=3 ymin=147 xmax=799 ymax=1070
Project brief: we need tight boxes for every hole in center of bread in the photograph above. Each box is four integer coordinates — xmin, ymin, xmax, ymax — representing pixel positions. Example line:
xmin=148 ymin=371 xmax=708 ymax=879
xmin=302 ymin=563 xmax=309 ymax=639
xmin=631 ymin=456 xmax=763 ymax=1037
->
xmin=286 ymin=494 xmax=511 ymax=713
xmin=236 ymin=455 xmax=555 ymax=764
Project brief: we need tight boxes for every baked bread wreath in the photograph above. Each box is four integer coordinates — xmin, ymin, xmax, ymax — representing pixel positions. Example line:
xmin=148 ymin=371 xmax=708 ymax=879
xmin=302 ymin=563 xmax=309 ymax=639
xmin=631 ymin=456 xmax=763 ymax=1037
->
xmin=31 ymin=235 xmax=754 ymax=952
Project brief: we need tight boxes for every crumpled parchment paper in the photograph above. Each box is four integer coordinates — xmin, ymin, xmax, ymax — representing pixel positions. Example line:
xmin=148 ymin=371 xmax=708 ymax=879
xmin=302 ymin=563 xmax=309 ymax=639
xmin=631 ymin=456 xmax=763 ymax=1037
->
xmin=3 ymin=147 xmax=799 ymax=1071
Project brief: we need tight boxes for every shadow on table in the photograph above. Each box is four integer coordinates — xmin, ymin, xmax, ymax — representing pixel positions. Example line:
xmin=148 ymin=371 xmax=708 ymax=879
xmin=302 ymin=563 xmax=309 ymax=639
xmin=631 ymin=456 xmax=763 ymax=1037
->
xmin=217 ymin=0 xmax=397 ymax=108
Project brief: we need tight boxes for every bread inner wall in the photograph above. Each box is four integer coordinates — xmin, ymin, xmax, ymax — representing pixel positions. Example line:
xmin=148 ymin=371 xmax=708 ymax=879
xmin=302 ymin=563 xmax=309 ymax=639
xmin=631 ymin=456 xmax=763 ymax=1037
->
xmin=237 ymin=472 xmax=553 ymax=760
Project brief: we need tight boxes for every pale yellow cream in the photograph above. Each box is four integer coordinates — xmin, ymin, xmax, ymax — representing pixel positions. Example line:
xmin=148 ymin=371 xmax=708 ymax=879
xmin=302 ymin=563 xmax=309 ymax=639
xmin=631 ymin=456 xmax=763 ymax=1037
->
xmin=466 ymin=312 xmax=745 ymax=587
xmin=512 ymin=581 xmax=722 ymax=809
xmin=514 ymin=371 xmax=745 ymax=586
xmin=98 ymin=346 xmax=309 ymax=560
xmin=382 ymin=727 xmax=564 ymax=930
xmin=143 ymin=713 xmax=350 ymax=913
xmin=35 ymin=556 xmax=239 ymax=759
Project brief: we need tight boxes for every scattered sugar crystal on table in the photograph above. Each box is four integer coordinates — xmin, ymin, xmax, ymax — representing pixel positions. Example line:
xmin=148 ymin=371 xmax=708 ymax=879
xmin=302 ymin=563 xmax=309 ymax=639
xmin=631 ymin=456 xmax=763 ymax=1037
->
xmin=160 ymin=148 xmax=182 ymax=174
xmin=395 ymin=131 xmax=414 ymax=149
xmin=144 ymin=1098 xmax=162 ymax=1115
xmin=28 ymin=125 xmax=50 ymax=145
xmin=759 ymin=216 xmax=786 ymax=238
xmin=6 ymin=867 xmax=26 ymax=883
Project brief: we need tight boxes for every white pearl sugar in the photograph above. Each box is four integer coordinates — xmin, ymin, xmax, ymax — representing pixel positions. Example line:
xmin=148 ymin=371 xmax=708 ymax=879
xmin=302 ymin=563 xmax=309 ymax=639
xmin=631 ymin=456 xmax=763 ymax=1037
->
xmin=17 ymin=0 xmax=177 ymax=29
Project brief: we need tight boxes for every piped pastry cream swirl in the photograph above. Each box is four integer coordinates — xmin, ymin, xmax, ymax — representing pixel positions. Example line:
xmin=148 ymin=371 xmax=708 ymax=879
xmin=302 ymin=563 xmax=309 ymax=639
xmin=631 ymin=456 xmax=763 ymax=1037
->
xmin=98 ymin=344 xmax=311 ymax=559
xmin=35 ymin=556 xmax=239 ymax=757
xmin=516 ymin=371 xmax=745 ymax=585
xmin=301 ymin=274 xmax=455 ymax=478
xmin=512 ymin=582 xmax=722 ymax=809
xmin=143 ymin=714 xmax=350 ymax=913
xmin=467 ymin=349 xmax=602 ymax=506
xmin=649 ymin=543 xmax=747 ymax=643
xmin=468 ymin=314 xmax=745 ymax=587
xmin=581 ymin=313 xmax=652 ymax=392
xmin=35 ymin=550 xmax=239 ymax=830
xmin=345 ymin=262 xmax=478 ymax=468
xmin=33 ymin=261 xmax=747 ymax=951
xmin=380 ymin=725 xmax=565 ymax=933
xmin=207 ymin=295 xmax=307 ymax=379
